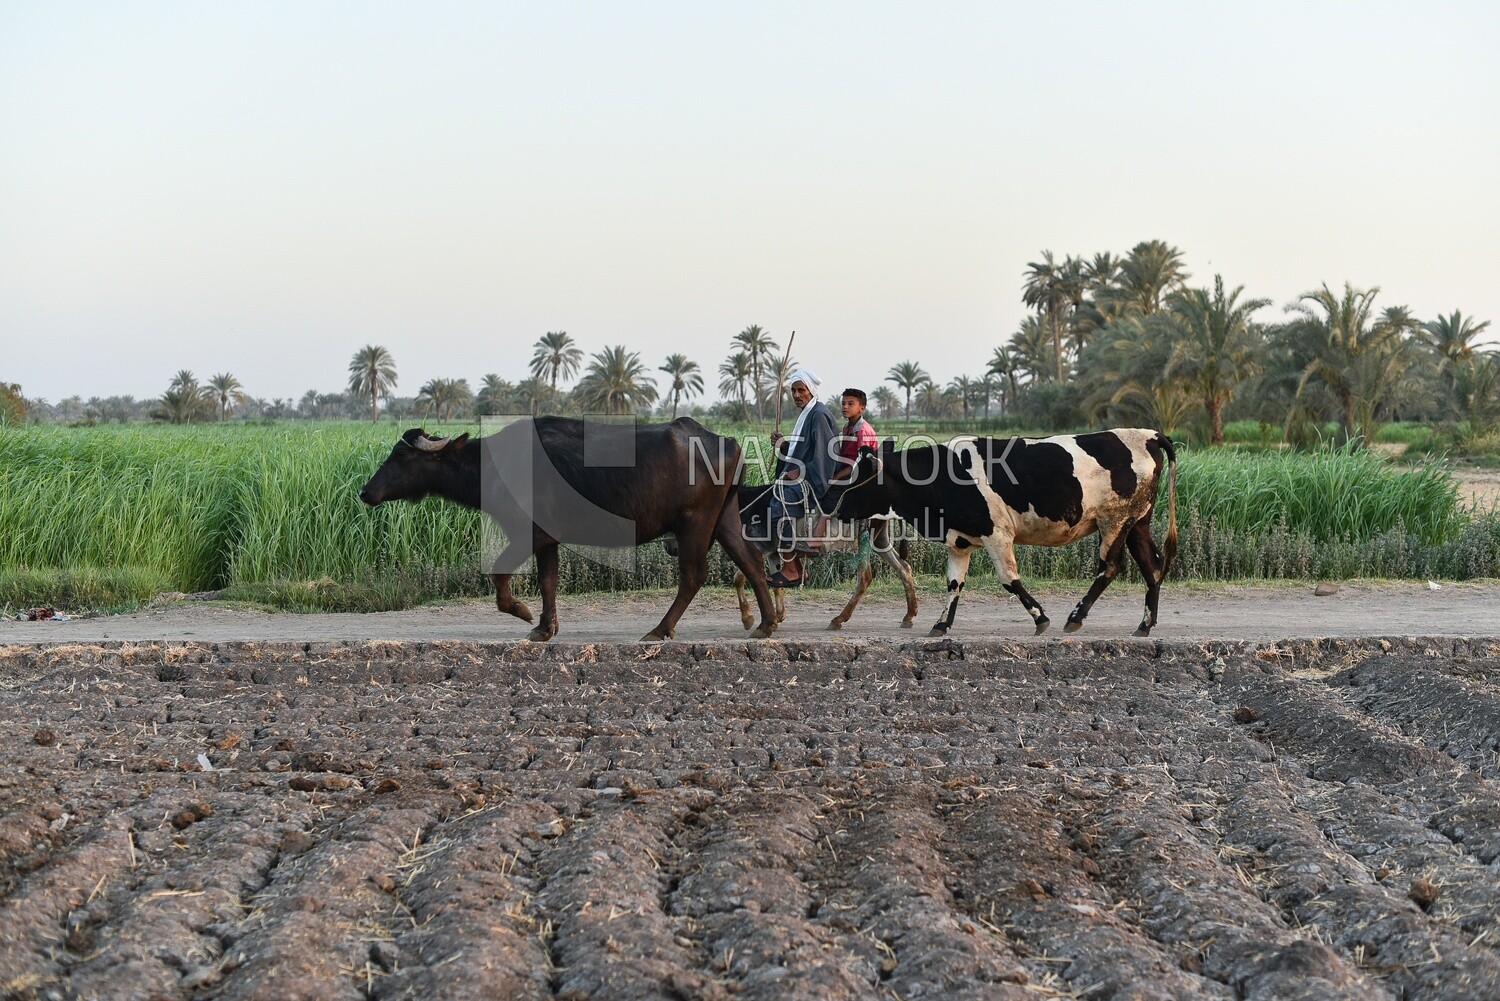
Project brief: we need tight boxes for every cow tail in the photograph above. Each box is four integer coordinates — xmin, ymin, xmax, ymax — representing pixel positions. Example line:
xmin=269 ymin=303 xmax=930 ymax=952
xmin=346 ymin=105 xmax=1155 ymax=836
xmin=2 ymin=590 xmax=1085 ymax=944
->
xmin=896 ymin=535 xmax=910 ymax=567
xmin=1157 ymin=432 xmax=1178 ymax=579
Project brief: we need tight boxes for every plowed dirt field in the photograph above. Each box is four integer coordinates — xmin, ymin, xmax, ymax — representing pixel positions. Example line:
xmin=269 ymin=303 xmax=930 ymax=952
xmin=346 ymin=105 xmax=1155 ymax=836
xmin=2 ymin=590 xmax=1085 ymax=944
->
xmin=3 ymin=632 xmax=1500 ymax=1000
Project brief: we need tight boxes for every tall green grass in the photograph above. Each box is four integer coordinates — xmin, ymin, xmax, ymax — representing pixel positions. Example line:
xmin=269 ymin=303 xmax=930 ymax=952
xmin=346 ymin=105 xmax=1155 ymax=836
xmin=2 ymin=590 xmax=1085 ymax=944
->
xmin=0 ymin=423 xmax=1495 ymax=613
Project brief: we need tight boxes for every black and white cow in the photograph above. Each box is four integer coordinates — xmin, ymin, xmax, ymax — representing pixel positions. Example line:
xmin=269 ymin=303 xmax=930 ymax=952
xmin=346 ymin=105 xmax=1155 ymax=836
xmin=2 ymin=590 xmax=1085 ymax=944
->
xmin=820 ymin=429 xmax=1178 ymax=636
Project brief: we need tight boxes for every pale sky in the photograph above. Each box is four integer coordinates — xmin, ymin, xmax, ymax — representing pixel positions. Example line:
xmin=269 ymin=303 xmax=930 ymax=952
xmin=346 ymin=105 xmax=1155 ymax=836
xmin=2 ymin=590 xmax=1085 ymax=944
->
xmin=3 ymin=1 xmax=1497 ymax=406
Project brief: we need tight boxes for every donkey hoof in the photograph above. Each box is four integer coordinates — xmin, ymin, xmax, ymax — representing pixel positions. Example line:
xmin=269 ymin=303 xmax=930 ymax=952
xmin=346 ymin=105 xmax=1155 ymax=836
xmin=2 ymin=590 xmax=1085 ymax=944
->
xmin=1064 ymin=619 xmax=1084 ymax=633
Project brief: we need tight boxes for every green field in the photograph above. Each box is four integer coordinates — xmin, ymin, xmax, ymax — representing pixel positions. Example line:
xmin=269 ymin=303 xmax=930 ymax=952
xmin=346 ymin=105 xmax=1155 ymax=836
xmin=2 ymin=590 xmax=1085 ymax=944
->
xmin=1 ymin=422 xmax=1496 ymax=612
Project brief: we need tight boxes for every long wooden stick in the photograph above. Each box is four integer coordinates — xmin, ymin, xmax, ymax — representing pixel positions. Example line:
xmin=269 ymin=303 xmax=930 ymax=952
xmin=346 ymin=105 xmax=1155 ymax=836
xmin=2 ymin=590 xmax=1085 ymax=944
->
xmin=773 ymin=330 xmax=797 ymax=436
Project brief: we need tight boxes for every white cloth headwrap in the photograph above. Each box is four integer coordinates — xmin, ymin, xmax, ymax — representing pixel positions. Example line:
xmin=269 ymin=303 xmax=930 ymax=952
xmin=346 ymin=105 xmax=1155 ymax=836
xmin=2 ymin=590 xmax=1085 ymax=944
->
xmin=787 ymin=368 xmax=821 ymax=394
xmin=787 ymin=368 xmax=822 ymax=444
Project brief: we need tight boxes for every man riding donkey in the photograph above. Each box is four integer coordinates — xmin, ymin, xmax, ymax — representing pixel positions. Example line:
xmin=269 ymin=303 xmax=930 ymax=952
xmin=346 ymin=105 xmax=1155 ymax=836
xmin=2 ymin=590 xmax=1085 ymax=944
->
xmin=767 ymin=372 xmax=879 ymax=587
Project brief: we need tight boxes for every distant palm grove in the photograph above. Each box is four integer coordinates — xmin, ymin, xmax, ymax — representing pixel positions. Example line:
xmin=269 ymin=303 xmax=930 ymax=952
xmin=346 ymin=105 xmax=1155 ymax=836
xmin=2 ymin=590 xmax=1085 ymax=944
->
xmin=6 ymin=239 xmax=1496 ymax=450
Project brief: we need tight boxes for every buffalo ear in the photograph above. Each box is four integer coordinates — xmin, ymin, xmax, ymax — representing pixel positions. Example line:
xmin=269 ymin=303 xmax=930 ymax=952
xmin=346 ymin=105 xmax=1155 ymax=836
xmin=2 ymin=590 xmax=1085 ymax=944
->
xmin=449 ymin=433 xmax=471 ymax=450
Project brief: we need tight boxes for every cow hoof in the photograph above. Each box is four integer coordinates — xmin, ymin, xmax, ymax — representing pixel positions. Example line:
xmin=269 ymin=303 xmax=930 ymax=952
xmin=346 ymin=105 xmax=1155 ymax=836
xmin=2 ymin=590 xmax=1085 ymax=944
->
xmin=740 ymin=616 xmax=755 ymax=630
xmin=526 ymin=627 xmax=554 ymax=642
xmin=826 ymin=618 xmax=844 ymax=631
xmin=901 ymin=619 xmax=915 ymax=629
xmin=1034 ymin=618 xmax=1050 ymax=635
xmin=1064 ymin=619 xmax=1083 ymax=633
xmin=747 ymin=624 xmax=774 ymax=639
xmin=1133 ymin=625 xmax=1152 ymax=637
xmin=641 ymin=629 xmax=672 ymax=642
xmin=928 ymin=626 xmax=948 ymax=638
xmin=503 ymin=601 xmax=534 ymax=624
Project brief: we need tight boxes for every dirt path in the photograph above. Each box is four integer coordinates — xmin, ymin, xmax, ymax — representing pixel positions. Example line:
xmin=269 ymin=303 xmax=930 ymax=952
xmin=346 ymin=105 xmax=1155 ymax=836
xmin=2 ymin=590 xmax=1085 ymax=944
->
xmin=2 ymin=580 xmax=1496 ymax=645
xmin=1455 ymin=466 xmax=1500 ymax=512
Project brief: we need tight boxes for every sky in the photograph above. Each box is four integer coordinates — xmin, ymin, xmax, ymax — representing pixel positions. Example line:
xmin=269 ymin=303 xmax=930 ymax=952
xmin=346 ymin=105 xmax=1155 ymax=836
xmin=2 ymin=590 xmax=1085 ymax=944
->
xmin=2 ymin=1 xmax=1497 ymax=406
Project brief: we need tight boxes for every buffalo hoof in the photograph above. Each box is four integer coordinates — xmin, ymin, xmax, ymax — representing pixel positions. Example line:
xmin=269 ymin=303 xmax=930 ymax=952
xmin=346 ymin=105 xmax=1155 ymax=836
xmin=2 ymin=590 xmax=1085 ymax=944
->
xmin=1034 ymin=618 xmax=1051 ymax=635
xmin=747 ymin=624 xmax=774 ymax=639
xmin=928 ymin=625 xmax=948 ymax=638
xmin=827 ymin=618 xmax=844 ymax=631
xmin=1133 ymin=625 xmax=1152 ymax=637
xmin=1063 ymin=619 xmax=1084 ymax=633
xmin=525 ymin=626 xmax=554 ymax=642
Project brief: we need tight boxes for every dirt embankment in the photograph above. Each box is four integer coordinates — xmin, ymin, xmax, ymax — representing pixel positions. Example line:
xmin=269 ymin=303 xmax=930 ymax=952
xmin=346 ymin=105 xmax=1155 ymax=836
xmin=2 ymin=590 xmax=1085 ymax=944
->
xmin=2 ymin=635 xmax=1500 ymax=1000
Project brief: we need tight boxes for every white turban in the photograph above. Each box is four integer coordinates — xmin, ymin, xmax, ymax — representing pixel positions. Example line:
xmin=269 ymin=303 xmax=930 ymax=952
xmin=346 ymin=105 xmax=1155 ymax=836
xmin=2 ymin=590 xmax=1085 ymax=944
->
xmin=787 ymin=368 xmax=822 ymax=394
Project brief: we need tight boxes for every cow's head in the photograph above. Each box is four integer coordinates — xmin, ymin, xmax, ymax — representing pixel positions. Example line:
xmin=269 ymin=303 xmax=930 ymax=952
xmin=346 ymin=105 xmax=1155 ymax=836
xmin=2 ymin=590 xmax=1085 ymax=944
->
xmin=359 ymin=428 xmax=472 ymax=505
xmin=821 ymin=444 xmax=886 ymax=520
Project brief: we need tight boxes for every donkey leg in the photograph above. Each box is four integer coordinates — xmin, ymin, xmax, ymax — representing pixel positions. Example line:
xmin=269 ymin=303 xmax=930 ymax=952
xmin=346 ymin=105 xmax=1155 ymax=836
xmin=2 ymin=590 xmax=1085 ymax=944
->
xmin=733 ymin=572 xmax=755 ymax=630
xmin=830 ymin=562 xmax=874 ymax=630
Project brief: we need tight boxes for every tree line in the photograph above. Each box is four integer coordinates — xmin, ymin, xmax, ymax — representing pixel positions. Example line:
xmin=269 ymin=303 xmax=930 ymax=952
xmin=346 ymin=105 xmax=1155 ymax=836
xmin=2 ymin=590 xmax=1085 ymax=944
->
xmin=8 ymin=240 xmax=1495 ymax=445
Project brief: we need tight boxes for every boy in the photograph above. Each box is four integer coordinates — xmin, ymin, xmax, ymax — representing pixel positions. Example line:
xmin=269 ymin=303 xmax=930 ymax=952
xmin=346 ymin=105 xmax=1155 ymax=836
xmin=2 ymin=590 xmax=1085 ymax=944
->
xmin=833 ymin=387 xmax=879 ymax=483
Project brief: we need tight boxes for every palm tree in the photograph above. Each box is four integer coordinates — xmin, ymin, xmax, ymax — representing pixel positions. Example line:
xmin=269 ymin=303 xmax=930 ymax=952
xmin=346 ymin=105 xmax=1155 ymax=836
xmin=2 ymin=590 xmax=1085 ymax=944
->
xmin=886 ymin=361 xmax=930 ymax=422
xmin=917 ymin=383 xmax=959 ymax=419
xmin=207 ymin=372 xmax=246 ymax=422
xmin=1422 ymin=310 xmax=1492 ymax=386
xmin=732 ymin=325 xmax=778 ymax=419
xmin=1008 ymin=316 xmax=1054 ymax=384
xmin=151 ymin=388 xmax=203 ymax=424
xmin=530 ymin=331 xmax=584 ymax=392
xmin=514 ymin=377 xmax=552 ymax=416
xmin=1023 ymin=251 xmax=1071 ymax=383
xmin=577 ymin=346 xmax=658 ymax=414
xmin=1284 ymin=283 xmax=1414 ymax=444
xmin=153 ymin=372 xmax=211 ymax=423
xmin=348 ymin=345 xmax=397 ymax=422
xmin=475 ymin=374 xmax=514 ymax=415
xmin=1117 ymin=240 xmax=1189 ymax=316
xmin=718 ymin=350 xmax=753 ymax=417
xmin=416 ymin=378 xmax=472 ymax=420
xmin=659 ymin=353 xmax=704 ymax=419
xmin=763 ymin=353 xmax=800 ymax=419
xmin=872 ymin=386 xmax=901 ymax=420
xmin=1165 ymin=276 xmax=1271 ymax=445
xmin=947 ymin=375 xmax=979 ymax=421
xmin=988 ymin=346 xmax=1020 ymax=416
xmin=1452 ymin=352 xmax=1500 ymax=434
xmin=1109 ymin=380 xmax=1195 ymax=438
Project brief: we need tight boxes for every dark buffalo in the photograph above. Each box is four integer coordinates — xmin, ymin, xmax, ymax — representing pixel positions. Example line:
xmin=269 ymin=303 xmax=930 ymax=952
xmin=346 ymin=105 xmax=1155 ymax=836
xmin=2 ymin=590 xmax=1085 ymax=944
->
xmin=359 ymin=418 xmax=776 ymax=641
xmin=822 ymin=429 xmax=1178 ymax=636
